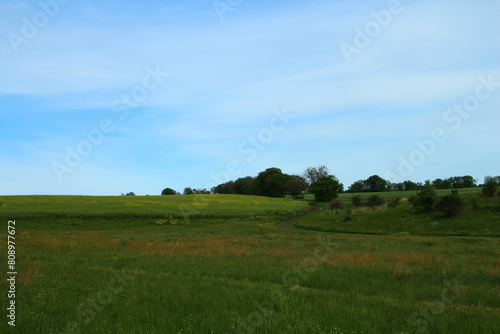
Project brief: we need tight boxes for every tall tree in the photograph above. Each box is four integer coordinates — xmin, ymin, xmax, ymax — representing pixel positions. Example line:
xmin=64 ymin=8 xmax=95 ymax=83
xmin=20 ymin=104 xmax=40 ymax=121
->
xmin=303 ymin=165 xmax=329 ymax=186
xmin=309 ymin=174 xmax=342 ymax=202
xmin=161 ymin=188 xmax=178 ymax=195
xmin=257 ymin=168 xmax=287 ymax=197
xmin=284 ymin=175 xmax=308 ymax=199
xmin=364 ymin=175 xmax=388 ymax=192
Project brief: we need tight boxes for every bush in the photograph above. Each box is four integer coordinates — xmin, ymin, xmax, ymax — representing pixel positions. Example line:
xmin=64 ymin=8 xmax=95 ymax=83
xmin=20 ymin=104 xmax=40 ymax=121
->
xmin=366 ymin=195 xmax=385 ymax=208
xmin=387 ymin=197 xmax=401 ymax=208
xmin=410 ymin=180 xmax=437 ymax=212
xmin=330 ymin=200 xmax=344 ymax=210
xmin=436 ymin=191 xmax=465 ymax=218
xmin=482 ymin=176 xmax=498 ymax=197
xmin=351 ymin=195 xmax=363 ymax=207
xmin=470 ymin=196 xmax=480 ymax=210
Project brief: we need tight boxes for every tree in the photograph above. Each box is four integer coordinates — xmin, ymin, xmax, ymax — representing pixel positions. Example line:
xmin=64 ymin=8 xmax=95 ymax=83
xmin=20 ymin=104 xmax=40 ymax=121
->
xmin=348 ymin=180 xmax=365 ymax=193
xmin=233 ymin=177 xmax=260 ymax=196
xmin=409 ymin=180 xmax=437 ymax=212
xmin=436 ymin=190 xmax=465 ymax=217
xmin=125 ymin=192 xmax=136 ymax=196
xmin=212 ymin=181 xmax=234 ymax=194
xmin=364 ymin=175 xmax=388 ymax=192
xmin=482 ymin=176 xmax=498 ymax=197
xmin=284 ymin=175 xmax=308 ymax=199
xmin=257 ymin=168 xmax=287 ymax=197
xmin=161 ymin=188 xmax=178 ymax=195
xmin=183 ymin=187 xmax=195 ymax=195
xmin=304 ymin=165 xmax=329 ymax=186
xmin=366 ymin=194 xmax=385 ymax=208
xmin=309 ymin=175 xmax=342 ymax=202
xmin=403 ymin=180 xmax=418 ymax=191
xmin=351 ymin=195 xmax=363 ymax=207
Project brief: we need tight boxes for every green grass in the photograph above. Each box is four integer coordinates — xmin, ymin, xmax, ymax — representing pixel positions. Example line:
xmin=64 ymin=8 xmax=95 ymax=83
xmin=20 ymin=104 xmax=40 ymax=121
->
xmin=0 ymin=193 xmax=498 ymax=334
xmin=296 ymin=191 xmax=500 ymax=237
xmin=0 ymin=194 xmax=309 ymax=220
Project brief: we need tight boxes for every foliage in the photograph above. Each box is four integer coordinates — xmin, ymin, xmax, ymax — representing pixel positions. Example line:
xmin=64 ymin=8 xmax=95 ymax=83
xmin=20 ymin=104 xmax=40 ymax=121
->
xmin=348 ymin=180 xmax=365 ymax=193
xmin=212 ymin=181 xmax=234 ymax=194
xmin=347 ymin=175 xmax=388 ymax=192
xmin=350 ymin=195 xmax=363 ymax=207
xmin=257 ymin=167 xmax=287 ymax=197
xmin=233 ymin=177 xmax=261 ymax=196
xmin=482 ymin=175 xmax=499 ymax=197
xmin=410 ymin=180 xmax=437 ymax=212
xmin=364 ymin=175 xmax=389 ymax=192
xmin=285 ymin=175 xmax=309 ymax=199
xmin=366 ymin=194 xmax=385 ymax=208
xmin=330 ymin=199 xmax=344 ymax=210
xmin=303 ymin=165 xmax=330 ymax=185
xmin=387 ymin=197 xmax=401 ymax=208
xmin=433 ymin=175 xmax=477 ymax=189
xmin=436 ymin=190 xmax=466 ymax=218
xmin=309 ymin=175 xmax=342 ymax=202
xmin=161 ymin=188 xmax=178 ymax=195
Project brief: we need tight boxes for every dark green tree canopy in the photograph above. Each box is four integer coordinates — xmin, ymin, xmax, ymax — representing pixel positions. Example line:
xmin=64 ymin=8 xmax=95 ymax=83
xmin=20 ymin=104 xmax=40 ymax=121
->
xmin=161 ymin=188 xmax=178 ymax=195
xmin=257 ymin=167 xmax=287 ymax=198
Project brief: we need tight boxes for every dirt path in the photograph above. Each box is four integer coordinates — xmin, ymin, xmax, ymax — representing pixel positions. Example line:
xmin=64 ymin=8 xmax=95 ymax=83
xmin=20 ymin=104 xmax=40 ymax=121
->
xmin=276 ymin=206 xmax=318 ymax=230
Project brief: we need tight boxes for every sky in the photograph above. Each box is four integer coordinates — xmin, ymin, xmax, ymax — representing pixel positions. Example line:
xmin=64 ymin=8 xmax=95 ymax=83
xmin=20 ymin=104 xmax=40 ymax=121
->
xmin=0 ymin=0 xmax=499 ymax=195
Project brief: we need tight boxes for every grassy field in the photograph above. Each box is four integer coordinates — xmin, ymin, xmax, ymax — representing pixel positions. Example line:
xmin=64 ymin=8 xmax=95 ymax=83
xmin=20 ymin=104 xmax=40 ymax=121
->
xmin=0 ymin=194 xmax=309 ymax=220
xmin=0 ymin=193 xmax=498 ymax=333
xmin=297 ymin=189 xmax=500 ymax=237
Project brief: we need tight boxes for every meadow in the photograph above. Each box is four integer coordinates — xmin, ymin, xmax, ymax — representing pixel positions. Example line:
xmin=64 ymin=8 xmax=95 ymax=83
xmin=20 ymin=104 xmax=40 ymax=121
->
xmin=0 ymin=193 xmax=498 ymax=333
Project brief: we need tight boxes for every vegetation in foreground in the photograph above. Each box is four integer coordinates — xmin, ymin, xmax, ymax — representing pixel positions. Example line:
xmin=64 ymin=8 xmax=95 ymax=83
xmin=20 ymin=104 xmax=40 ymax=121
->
xmin=0 ymin=194 xmax=498 ymax=334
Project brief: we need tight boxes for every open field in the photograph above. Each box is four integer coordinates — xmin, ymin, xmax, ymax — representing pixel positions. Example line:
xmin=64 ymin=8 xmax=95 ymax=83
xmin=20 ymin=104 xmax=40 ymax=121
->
xmin=0 ymin=195 xmax=309 ymax=220
xmin=0 ymin=194 xmax=499 ymax=333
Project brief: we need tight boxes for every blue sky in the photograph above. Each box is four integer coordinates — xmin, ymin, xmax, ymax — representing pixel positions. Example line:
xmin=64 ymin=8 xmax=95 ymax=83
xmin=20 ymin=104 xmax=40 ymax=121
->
xmin=1 ymin=0 xmax=499 ymax=195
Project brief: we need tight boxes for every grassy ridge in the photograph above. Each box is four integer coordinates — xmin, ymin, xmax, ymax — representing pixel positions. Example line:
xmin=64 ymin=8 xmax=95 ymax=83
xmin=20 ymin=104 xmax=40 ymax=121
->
xmin=0 ymin=194 xmax=309 ymax=219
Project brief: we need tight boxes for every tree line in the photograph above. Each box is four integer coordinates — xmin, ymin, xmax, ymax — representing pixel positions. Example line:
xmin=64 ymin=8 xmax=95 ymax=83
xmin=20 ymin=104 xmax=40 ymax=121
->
xmin=160 ymin=165 xmax=499 ymax=202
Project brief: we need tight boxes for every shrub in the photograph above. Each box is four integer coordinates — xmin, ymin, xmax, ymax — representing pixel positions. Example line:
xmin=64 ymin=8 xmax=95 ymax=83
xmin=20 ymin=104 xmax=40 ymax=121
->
xmin=436 ymin=191 xmax=465 ymax=218
xmin=330 ymin=200 xmax=344 ymax=210
xmin=351 ymin=195 xmax=363 ymax=207
xmin=344 ymin=210 xmax=353 ymax=222
xmin=387 ymin=197 xmax=401 ymax=208
xmin=482 ymin=176 xmax=498 ymax=197
xmin=470 ymin=196 xmax=480 ymax=210
xmin=366 ymin=195 xmax=385 ymax=208
xmin=410 ymin=180 xmax=437 ymax=212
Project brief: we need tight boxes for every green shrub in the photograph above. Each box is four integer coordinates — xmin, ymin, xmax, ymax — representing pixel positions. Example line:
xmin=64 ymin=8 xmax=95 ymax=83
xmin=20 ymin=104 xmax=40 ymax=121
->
xmin=330 ymin=199 xmax=344 ymax=210
xmin=482 ymin=176 xmax=498 ymax=197
xmin=366 ymin=195 xmax=385 ymax=208
xmin=470 ymin=196 xmax=480 ymax=210
xmin=436 ymin=191 xmax=465 ymax=218
xmin=351 ymin=195 xmax=363 ymax=207
xmin=410 ymin=180 xmax=437 ymax=212
xmin=387 ymin=197 xmax=401 ymax=208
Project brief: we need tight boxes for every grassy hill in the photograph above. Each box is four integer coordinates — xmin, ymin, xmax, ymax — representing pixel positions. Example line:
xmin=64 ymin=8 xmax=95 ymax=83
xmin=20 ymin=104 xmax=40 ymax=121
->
xmin=0 ymin=194 xmax=309 ymax=220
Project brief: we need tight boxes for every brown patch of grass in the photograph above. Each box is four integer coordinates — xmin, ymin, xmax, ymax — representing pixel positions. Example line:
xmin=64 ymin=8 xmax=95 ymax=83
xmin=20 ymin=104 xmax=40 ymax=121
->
xmin=122 ymin=237 xmax=257 ymax=256
xmin=21 ymin=261 xmax=42 ymax=284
